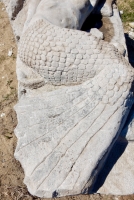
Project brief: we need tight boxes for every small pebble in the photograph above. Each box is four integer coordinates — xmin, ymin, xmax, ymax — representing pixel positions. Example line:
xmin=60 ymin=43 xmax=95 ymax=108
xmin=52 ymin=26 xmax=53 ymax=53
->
xmin=129 ymin=22 xmax=134 ymax=29
xmin=1 ymin=113 xmax=5 ymax=118
xmin=120 ymin=10 xmax=123 ymax=15
xmin=8 ymin=49 xmax=13 ymax=56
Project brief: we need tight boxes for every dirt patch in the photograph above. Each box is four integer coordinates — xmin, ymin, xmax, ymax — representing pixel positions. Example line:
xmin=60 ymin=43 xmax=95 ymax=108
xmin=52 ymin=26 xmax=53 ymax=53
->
xmin=117 ymin=0 xmax=134 ymax=30
xmin=99 ymin=17 xmax=115 ymax=42
xmin=0 ymin=1 xmax=134 ymax=200
xmin=0 ymin=1 xmax=26 ymax=199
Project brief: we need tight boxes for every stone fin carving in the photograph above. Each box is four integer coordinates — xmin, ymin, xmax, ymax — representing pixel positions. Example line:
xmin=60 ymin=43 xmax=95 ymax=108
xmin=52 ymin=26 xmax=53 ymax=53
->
xmin=14 ymin=62 xmax=134 ymax=197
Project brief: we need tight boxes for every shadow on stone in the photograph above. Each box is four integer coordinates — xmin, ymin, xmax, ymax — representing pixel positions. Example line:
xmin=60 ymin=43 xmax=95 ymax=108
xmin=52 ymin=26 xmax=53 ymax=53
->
xmin=92 ymin=140 xmax=128 ymax=193
xmin=81 ymin=13 xmax=103 ymax=31
xmin=81 ymin=0 xmax=115 ymax=43
xmin=125 ymin=33 xmax=134 ymax=67
xmin=119 ymin=103 xmax=134 ymax=140
xmin=81 ymin=0 xmax=106 ymax=31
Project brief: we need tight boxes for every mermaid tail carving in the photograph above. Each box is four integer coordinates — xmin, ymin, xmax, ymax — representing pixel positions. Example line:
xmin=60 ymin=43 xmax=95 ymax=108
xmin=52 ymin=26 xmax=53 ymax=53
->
xmin=18 ymin=19 xmax=133 ymax=86
xmin=14 ymin=18 xmax=134 ymax=197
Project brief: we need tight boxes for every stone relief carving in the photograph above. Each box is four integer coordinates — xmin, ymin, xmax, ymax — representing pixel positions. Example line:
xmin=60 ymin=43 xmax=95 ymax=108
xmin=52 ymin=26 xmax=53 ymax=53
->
xmin=2 ymin=0 xmax=134 ymax=198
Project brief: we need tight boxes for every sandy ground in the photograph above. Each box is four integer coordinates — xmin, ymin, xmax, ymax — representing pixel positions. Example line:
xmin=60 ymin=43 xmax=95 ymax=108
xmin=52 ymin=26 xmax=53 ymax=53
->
xmin=0 ymin=1 xmax=134 ymax=200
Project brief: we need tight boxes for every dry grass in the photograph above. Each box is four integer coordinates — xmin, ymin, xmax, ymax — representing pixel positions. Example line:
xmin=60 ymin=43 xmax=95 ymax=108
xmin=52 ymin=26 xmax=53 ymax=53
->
xmin=117 ymin=0 xmax=134 ymax=28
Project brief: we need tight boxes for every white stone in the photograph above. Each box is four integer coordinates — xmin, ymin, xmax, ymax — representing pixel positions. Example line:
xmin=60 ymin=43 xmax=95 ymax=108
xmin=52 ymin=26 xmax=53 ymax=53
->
xmin=120 ymin=10 xmax=123 ymax=15
xmin=90 ymin=28 xmax=104 ymax=40
xmin=129 ymin=31 xmax=134 ymax=40
xmin=23 ymin=0 xmax=99 ymax=32
xmin=1 ymin=113 xmax=5 ymax=118
xmin=129 ymin=22 xmax=134 ymax=29
xmin=8 ymin=48 xmax=13 ymax=56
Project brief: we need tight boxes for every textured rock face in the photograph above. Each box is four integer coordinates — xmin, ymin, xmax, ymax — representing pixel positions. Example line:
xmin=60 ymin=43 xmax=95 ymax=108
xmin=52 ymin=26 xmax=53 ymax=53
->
xmin=14 ymin=75 xmax=133 ymax=197
xmin=2 ymin=0 xmax=134 ymax=198
xmin=18 ymin=19 xmax=129 ymax=87
xmin=96 ymin=141 xmax=134 ymax=195
xmin=18 ymin=0 xmax=100 ymax=32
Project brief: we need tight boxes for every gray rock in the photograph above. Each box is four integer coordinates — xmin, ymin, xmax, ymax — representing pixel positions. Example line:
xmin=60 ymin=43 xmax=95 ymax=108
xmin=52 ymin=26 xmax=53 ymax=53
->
xmin=129 ymin=22 xmax=134 ymax=29
xmin=96 ymin=141 xmax=134 ymax=195
xmin=129 ymin=32 xmax=134 ymax=40
xmin=2 ymin=0 xmax=134 ymax=198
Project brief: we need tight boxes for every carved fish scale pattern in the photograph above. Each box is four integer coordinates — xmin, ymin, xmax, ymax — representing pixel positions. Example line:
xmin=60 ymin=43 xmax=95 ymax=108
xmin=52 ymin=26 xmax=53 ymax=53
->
xmin=15 ymin=68 xmax=134 ymax=197
xmin=18 ymin=19 xmax=133 ymax=86
xmin=16 ymin=18 xmax=134 ymax=198
xmin=15 ymin=57 xmax=134 ymax=197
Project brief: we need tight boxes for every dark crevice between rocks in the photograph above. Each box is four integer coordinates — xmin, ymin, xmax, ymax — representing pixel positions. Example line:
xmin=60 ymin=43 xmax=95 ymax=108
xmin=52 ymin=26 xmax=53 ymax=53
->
xmin=10 ymin=0 xmax=25 ymax=20
xmin=125 ymin=34 xmax=134 ymax=67
xmin=118 ymin=81 xmax=134 ymax=142
xmin=81 ymin=1 xmax=115 ymax=43
xmin=119 ymin=100 xmax=134 ymax=142
xmin=92 ymin=141 xmax=128 ymax=193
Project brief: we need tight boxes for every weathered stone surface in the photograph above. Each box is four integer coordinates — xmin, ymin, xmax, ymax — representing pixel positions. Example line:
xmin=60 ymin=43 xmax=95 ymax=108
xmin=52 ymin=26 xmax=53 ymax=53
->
xmin=92 ymin=106 xmax=134 ymax=195
xmin=15 ymin=27 xmax=134 ymax=196
xmin=22 ymin=0 xmax=99 ymax=32
xmin=19 ymin=17 xmax=131 ymax=87
xmin=2 ymin=0 xmax=134 ymax=198
xmin=95 ymin=141 xmax=134 ymax=195
xmin=14 ymin=74 xmax=133 ymax=197
xmin=107 ymin=7 xmax=127 ymax=55
xmin=90 ymin=28 xmax=104 ymax=40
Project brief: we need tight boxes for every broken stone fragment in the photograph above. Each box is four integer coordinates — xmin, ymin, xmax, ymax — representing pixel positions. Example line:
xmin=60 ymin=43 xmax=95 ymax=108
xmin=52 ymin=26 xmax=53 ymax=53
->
xmin=90 ymin=28 xmax=104 ymax=40
xmin=129 ymin=22 xmax=134 ymax=29
xmin=129 ymin=32 xmax=134 ymax=40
